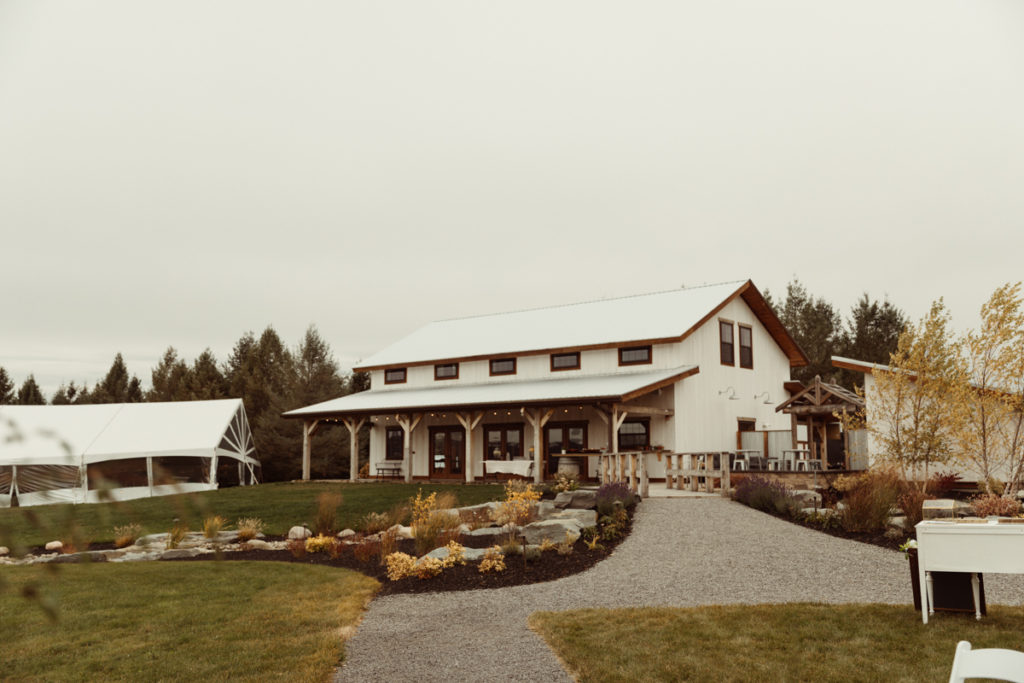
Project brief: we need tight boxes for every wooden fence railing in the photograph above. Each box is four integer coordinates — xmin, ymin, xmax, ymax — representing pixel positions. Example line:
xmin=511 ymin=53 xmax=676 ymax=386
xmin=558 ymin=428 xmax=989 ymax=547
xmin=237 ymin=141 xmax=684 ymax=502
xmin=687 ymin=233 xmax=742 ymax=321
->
xmin=598 ymin=451 xmax=731 ymax=499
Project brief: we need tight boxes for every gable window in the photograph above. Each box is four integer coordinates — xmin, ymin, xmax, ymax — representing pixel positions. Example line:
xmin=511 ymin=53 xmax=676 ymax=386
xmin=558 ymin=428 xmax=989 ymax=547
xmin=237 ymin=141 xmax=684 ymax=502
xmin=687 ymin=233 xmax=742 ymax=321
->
xmin=434 ymin=363 xmax=459 ymax=380
xmin=719 ymin=321 xmax=734 ymax=366
xmin=384 ymin=368 xmax=407 ymax=384
xmin=490 ymin=358 xmax=516 ymax=376
xmin=738 ymin=324 xmax=753 ymax=369
xmin=618 ymin=419 xmax=650 ymax=450
xmin=385 ymin=427 xmax=404 ymax=460
xmin=619 ymin=345 xmax=652 ymax=366
xmin=550 ymin=352 xmax=581 ymax=371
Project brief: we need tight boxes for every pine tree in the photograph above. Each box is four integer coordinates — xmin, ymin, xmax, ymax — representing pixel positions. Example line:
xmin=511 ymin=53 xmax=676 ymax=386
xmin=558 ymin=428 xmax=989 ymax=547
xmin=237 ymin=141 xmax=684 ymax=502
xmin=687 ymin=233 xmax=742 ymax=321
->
xmin=91 ymin=353 xmax=144 ymax=403
xmin=0 ymin=367 xmax=14 ymax=404
xmin=51 ymin=381 xmax=83 ymax=405
xmin=835 ymin=294 xmax=908 ymax=388
xmin=187 ymin=349 xmax=227 ymax=400
xmin=148 ymin=347 xmax=191 ymax=401
xmin=16 ymin=375 xmax=46 ymax=405
xmin=771 ymin=279 xmax=845 ymax=385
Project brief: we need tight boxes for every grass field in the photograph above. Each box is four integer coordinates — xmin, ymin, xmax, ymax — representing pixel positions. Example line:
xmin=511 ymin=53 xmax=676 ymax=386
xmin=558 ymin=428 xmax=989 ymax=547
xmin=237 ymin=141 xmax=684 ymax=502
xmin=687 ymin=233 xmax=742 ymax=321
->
xmin=1 ymin=562 xmax=379 ymax=681
xmin=530 ymin=603 xmax=1024 ymax=682
xmin=0 ymin=481 xmax=503 ymax=550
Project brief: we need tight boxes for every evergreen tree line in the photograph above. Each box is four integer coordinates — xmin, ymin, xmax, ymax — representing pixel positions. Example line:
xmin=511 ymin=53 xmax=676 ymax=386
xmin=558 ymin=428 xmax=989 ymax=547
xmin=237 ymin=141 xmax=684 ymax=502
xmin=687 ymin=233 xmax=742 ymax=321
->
xmin=765 ymin=278 xmax=909 ymax=389
xmin=0 ymin=326 xmax=368 ymax=482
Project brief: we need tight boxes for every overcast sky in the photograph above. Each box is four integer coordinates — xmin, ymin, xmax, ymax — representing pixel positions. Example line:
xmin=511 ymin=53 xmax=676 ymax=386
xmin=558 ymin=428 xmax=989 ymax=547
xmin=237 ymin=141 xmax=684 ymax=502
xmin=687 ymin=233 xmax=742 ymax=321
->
xmin=2 ymin=0 xmax=1023 ymax=397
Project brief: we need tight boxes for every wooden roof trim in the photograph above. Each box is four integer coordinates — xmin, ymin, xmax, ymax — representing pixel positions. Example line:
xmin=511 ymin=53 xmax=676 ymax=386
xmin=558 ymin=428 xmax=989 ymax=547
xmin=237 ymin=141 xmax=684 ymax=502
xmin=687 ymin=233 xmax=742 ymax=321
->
xmin=620 ymin=366 xmax=699 ymax=402
xmin=737 ymin=281 xmax=809 ymax=368
xmin=832 ymin=357 xmax=877 ymax=374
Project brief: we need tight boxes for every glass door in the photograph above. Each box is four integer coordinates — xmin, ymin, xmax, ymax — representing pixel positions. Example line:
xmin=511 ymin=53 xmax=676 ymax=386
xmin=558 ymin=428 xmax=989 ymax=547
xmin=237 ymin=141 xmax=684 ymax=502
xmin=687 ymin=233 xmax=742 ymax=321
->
xmin=544 ymin=422 xmax=587 ymax=476
xmin=430 ymin=427 xmax=464 ymax=478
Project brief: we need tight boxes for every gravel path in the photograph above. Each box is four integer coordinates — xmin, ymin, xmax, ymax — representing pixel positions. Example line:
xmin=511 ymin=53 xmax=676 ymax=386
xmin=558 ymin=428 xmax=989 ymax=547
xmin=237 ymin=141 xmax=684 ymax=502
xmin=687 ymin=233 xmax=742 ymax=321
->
xmin=334 ymin=498 xmax=1024 ymax=682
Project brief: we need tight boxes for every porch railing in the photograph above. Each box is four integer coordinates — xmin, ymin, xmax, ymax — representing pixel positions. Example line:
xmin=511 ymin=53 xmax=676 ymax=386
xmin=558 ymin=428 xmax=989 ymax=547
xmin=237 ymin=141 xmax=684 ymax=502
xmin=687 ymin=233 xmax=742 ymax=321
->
xmin=597 ymin=451 xmax=731 ymax=499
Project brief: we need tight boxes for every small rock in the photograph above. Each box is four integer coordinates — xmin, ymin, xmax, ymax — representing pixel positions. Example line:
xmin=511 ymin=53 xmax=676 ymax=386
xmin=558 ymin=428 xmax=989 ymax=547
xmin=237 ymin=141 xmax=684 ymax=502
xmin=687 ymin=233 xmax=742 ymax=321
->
xmin=465 ymin=527 xmax=507 ymax=538
xmin=337 ymin=529 xmax=356 ymax=539
xmin=44 ymin=541 xmax=63 ymax=552
xmin=287 ymin=526 xmax=312 ymax=540
xmin=0 ymin=546 xmax=8 ymax=557
xmin=387 ymin=524 xmax=414 ymax=540
xmin=245 ymin=539 xmax=271 ymax=550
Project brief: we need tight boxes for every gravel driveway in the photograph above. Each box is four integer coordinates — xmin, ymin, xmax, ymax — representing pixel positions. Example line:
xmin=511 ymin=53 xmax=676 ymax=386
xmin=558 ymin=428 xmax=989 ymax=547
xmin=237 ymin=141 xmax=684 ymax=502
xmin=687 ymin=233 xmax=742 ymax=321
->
xmin=334 ymin=497 xmax=1024 ymax=682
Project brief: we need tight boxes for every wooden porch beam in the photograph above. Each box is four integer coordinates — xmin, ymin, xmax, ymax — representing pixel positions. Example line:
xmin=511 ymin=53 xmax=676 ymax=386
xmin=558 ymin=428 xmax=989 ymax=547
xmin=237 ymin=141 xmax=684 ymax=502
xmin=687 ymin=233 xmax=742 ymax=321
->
xmin=301 ymin=418 xmax=321 ymax=481
xmin=342 ymin=417 xmax=367 ymax=482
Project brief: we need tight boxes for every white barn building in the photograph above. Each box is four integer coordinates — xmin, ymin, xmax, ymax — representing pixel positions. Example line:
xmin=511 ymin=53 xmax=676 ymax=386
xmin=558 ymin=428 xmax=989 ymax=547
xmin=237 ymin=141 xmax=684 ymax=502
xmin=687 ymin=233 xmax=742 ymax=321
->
xmin=286 ymin=280 xmax=810 ymax=483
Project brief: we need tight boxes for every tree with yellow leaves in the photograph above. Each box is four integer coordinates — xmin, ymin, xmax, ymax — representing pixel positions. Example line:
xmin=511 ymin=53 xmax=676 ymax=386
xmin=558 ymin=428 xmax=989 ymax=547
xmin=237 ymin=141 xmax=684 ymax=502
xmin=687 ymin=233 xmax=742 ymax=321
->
xmin=953 ymin=283 xmax=1023 ymax=494
xmin=867 ymin=299 xmax=962 ymax=491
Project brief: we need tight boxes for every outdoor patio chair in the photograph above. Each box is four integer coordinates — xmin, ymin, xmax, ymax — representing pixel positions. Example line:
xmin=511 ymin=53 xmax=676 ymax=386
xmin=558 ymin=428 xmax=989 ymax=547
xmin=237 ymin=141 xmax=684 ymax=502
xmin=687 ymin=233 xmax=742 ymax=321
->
xmin=948 ymin=640 xmax=1024 ymax=683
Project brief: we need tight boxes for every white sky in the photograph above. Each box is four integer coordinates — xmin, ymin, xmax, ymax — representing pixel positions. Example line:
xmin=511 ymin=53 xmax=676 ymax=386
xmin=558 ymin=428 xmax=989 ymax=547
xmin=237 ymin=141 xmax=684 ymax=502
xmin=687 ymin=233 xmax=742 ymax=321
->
xmin=2 ymin=0 xmax=1023 ymax=397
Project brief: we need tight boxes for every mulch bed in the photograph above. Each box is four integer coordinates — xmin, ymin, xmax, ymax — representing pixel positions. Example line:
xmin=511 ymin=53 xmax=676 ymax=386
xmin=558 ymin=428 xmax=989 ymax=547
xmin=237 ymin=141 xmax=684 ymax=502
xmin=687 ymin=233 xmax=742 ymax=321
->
xmin=161 ymin=513 xmax=634 ymax=596
xmin=751 ymin=507 xmax=908 ymax=551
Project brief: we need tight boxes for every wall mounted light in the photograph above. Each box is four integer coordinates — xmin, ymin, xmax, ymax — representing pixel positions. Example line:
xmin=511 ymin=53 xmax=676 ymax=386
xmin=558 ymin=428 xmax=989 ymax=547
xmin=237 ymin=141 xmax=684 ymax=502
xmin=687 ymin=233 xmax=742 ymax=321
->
xmin=754 ymin=391 xmax=773 ymax=405
xmin=719 ymin=387 xmax=740 ymax=400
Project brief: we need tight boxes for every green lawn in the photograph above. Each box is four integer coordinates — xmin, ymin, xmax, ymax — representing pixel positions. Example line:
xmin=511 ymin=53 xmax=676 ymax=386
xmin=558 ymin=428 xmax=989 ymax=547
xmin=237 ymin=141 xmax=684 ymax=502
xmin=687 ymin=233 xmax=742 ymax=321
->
xmin=530 ymin=603 xmax=1024 ymax=682
xmin=1 ymin=562 xmax=379 ymax=681
xmin=0 ymin=481 xmax=503 ymax=551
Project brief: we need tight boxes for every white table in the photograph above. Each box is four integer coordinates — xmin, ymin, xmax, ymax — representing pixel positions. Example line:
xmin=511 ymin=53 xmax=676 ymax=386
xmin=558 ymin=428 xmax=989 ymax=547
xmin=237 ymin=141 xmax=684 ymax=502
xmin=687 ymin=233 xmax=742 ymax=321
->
xmin=915 ymin=520 xmax=1024 ymax=623
xmin=483 ymin=459 xmax=534 ymax=477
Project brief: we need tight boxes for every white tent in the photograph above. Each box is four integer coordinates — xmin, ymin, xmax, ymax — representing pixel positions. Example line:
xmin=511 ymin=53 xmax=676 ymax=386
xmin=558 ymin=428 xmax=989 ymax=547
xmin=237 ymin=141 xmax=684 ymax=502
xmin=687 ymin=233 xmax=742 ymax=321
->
xmin=0 ymin=399 xmax=259 ymax=507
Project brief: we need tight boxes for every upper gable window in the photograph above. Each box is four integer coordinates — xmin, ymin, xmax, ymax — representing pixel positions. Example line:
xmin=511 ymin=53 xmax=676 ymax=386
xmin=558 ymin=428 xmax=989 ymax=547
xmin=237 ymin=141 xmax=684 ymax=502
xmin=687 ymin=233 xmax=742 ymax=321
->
xmin=490 ymin=358 xmax=516 ymax=376
xmin=619 ymin=345 xmax=652 ymax=366
xmin=551 ymin=352 xmax=581 ymax=371
xmin=385 ymin=367 xmax=407 ymax=384
xmin=434 ymin=363 xmax=459 ymax=380
xmin=720 ymin=321 xmax=735 ymax=366
xmin=738 ymin=324 xmax=753 ymax=369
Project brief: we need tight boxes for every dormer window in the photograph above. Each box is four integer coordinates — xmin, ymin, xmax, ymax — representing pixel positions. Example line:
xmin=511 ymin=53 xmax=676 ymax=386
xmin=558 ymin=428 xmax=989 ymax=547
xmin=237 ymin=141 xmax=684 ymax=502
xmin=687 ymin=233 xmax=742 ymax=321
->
xmin=619 ymin=345 xmax=652 ymax=366
xmin=434 ymin=363 xmax=459 ymax=380
xmin=490 ymin=358 xmax=516 ymax=376
xmin=384 ymin=368 xmax=407 ymax=384
xmin=551 ymin=352 xmax=580 ymax=371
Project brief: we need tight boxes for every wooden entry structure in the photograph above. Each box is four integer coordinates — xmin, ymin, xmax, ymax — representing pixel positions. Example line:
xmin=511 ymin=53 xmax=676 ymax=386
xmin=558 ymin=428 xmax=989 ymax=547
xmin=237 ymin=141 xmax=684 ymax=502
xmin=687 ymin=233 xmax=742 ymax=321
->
xmin=775 ymin=376 xmax=864 ymax=470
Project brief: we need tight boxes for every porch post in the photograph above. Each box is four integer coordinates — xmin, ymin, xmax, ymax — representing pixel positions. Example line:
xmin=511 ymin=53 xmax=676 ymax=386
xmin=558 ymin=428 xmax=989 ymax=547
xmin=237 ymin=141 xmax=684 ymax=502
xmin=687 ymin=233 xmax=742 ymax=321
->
xmin=301 ymin=419 xmax=321 ymax=481
xmin=523 ymin=407 xmax=553 ymax=485
xmin=397 ymin=413 xmax=422 ymax=483
xmin=343 ymin=417 xmax=367 ymax=481
xmin=146 ymin=457 xmax=154 ymax=497
xmin=456 ymin=412 xmax=483 ymax=483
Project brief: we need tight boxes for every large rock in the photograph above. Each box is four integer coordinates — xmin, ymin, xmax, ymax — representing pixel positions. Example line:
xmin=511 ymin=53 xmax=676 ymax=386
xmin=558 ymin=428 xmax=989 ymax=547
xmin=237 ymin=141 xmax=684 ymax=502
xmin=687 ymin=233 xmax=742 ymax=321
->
xmin=0 ymin=546 xmax=8 ymax=557
xmin=465 ymin=527 xmax=507 ymax=539
xmin=388 ymin=524 xmax=414 ymax=540
xmin=553 ymin=490 xmax=597 ymax=510
xmin=245 ymin=539 xmax=272 ymax=550
xmin=337 ymin=529 xmax=356 ymax=540
xmin=51 ymin=551 xmax=109 ymax=564
xmin=536 ymin=501 xmax=558 ymax=519
xmin=287 ymin=526 xmax=312 ymax=540
xmin=160 ymin=548 xmax=207 ymax=560
xmin=422 ymin=545 xmax=488 ymax=563
xmin=548 ymin=509 xmax=598 ymax=528
xmin=521 ymin=519 xmax=583 ymax=545
xmin=790 ymin=490 xmax=822 ymax=507
xmin=137 ymin=533 xmax=169 ymax=547
xmin=44 ymin=541 xmax=63 ymax=552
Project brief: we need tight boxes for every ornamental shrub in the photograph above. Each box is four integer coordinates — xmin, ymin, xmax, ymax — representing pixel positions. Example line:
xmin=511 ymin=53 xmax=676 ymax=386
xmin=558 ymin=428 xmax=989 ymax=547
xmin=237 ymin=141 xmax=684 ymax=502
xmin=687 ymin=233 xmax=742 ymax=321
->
xmin=552 ymin=472 xmax=580 ymax=493
xmin=441 ymin=540 xmax=466 ymax=568
xmin=415 ymin=556 xmax=444 ymax=579
xmin=492 ymin=480 xmax=541 ymax=528
xmin=732 ymin=475 xmax=790 ymax=513
xmin=970 ymin=493 xmax=1021 ymax=517
xmin=305 ymin=534 xmax=335 ymax=554
xmin=595 ymin=482 xmax=637 ymax=517
xmin=385 ymin=552 xmax=416 ymax=581
xmin=411 ymin=489 xmax=462 ymax=555
xmin=478 ymin=545 xmax=506 ymax=573
xmin=113 ymin=523 xmax=142 ymax=549
xmin=235 ymin=517 xmax=264 ymax=542
xmin=315 ymin=492 xmax=343 ymax=536
xmin=202 ymin=515 xmax=229 ymax=539
xmin=838 ymin=469 xmax=900 ymax=533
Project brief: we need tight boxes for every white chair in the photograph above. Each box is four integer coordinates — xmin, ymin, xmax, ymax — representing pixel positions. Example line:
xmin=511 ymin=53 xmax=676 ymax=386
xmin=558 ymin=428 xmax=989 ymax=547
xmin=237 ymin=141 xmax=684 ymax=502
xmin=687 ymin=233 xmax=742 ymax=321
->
xmin=949 ymin=640 xmax=1024 ymax=683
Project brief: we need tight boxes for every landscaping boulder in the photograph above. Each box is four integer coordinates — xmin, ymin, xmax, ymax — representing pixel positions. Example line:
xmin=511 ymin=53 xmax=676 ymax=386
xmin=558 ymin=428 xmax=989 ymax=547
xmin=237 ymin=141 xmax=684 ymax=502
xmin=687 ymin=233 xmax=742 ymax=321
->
xmin=337 ymin=529 xmax=356 ymax=540
xmin=0 ymin=546 xmax=8 ymax=557
xmin=548 ymin=509 xmax=598 ymax=528
xmin=160 ymin=548 xmax=207 ymax=560
xmin=521 ymin=519 xmax=583 ymax=545
xmin=422 ymin=545 xmax=487 ymax=563
xmin=137 ymin=533 xmax=169 ymax=547
xmin=465 ymin=526 xmax=507 ymax=539
xmin=51 ymin=551 xmax=109 ymax=564
xmin=553 ymin=490 xmax=597 ymax=510
xmin=388 ymin=524 xmax=414 ymax=540
xmin=246 ymin=539 xmax=272 ymax=550
xmin=536 ymin=501 xmax=558 ymax=519
xmin=44 ymin=541 xmax=63 ymax=552
xmin=790 ymin=489 xmax=822 ymax=507
xmin=458 ymin=501 xmax=499 ymax=514
xmin=287 ymin=526 xmax=312 ymax=540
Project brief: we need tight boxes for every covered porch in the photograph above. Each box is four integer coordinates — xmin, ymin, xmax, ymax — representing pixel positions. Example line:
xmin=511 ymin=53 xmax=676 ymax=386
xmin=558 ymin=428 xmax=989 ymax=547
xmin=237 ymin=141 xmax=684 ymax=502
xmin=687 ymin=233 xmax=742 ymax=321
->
xmin=283 ymin=366 xmax=696 ymax=484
